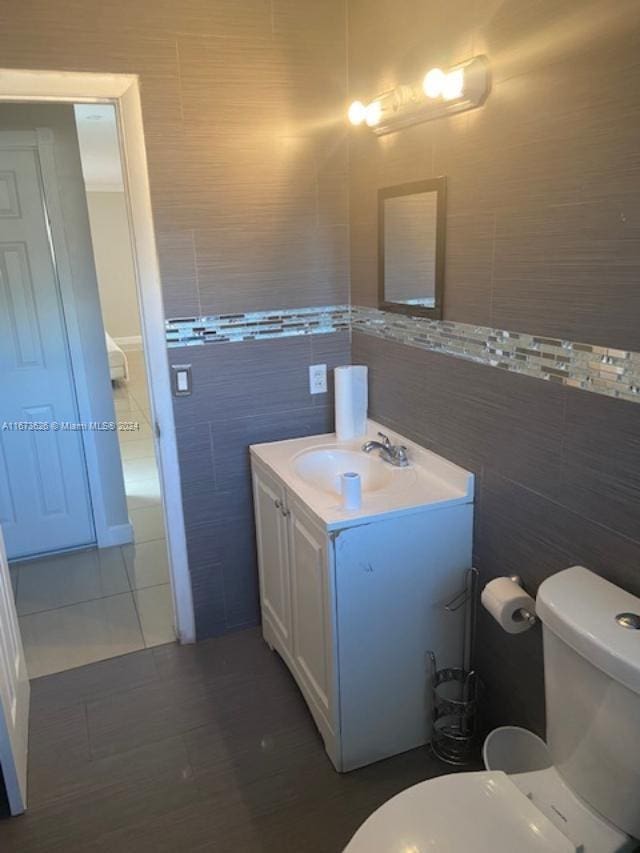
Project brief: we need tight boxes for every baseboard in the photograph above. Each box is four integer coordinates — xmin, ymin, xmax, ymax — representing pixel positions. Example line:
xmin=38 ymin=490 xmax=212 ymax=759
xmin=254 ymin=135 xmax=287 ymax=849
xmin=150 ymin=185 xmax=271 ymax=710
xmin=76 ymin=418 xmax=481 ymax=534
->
xmin=98 ymin=521 xmax=134 ymax=548
xmin=113 ymin=335 xmax=143 ymax=351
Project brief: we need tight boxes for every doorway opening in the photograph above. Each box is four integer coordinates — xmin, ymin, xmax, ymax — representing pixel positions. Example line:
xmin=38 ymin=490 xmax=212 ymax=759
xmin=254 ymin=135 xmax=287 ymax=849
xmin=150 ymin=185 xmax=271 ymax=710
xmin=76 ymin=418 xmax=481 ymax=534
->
xmin=0 ymin=101 xmax=176 ymax=676
xmin=0 ymin=73 xmax=194 ymax=676
xmin=0 ymin=70 xmax=194 ymax=815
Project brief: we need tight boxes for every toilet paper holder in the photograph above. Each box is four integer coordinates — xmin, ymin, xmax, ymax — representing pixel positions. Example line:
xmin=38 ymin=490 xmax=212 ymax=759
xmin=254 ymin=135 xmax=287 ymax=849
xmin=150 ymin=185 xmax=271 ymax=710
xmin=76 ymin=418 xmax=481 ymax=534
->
xmin=448 ymin=573 xmax=537 ymax=627
xmin=506 ymin=575 xmax=537 ymax=627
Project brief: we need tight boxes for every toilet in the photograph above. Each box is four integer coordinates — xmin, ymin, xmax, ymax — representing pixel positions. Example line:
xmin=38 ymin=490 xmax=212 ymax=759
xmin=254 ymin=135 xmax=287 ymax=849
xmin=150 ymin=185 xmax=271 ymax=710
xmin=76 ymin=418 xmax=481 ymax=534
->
xmin=344 ymin=566 xmax=640 ymax=852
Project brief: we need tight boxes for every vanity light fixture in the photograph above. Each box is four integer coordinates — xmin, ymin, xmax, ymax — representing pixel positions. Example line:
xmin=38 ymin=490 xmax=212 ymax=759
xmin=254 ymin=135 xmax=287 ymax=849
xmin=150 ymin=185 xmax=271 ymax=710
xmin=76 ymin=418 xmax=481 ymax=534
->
xmin=422 ymin=67 xmax=447 ymax=99
xmin=348 ymin=55 xmax=490 ymax=135
xmin=347 ymin=100 xmax=367 ymax=126
xmin=364 ymin=100 xmax=383 ymax=127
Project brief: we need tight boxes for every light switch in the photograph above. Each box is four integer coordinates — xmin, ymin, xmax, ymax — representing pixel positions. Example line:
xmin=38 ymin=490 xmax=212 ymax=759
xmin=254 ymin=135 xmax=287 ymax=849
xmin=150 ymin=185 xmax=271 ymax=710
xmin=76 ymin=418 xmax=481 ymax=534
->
xmin=172 ymin=364 xmax=192 ymax=396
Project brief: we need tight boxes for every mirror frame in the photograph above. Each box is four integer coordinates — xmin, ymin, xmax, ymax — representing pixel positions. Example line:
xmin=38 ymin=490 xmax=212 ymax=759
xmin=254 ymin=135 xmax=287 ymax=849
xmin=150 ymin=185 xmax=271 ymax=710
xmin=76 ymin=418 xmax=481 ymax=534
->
xmin=378 ymin=177 xmax=447 ymax=319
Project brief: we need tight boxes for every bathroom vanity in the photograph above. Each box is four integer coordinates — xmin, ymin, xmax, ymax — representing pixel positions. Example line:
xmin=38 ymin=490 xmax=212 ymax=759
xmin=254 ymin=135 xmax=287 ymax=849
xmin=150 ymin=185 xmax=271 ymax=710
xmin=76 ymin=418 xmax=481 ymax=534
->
xmin=250 ymin=421 xmax=474 ymax=772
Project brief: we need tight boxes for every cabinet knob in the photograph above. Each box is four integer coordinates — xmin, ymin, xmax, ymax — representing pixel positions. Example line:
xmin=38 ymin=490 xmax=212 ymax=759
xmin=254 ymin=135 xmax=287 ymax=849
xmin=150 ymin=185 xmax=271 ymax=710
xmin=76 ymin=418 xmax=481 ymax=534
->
xmin=274 ymin=497 xmax=290 ymax=517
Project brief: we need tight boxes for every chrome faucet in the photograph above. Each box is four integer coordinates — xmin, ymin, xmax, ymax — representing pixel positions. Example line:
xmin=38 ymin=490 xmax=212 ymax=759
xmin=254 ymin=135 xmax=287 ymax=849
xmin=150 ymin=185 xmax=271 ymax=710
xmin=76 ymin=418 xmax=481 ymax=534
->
xmin=362 ymin=432 xmax=410 ymax=467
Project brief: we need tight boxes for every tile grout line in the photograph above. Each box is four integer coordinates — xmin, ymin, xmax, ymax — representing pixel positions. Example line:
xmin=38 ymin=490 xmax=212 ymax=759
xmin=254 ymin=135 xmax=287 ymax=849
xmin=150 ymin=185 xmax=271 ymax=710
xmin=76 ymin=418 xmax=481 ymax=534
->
xmin=17 ymin=577 xmax=172 ymax=620
xmin=18 ymin=589 xmax=137 ymax=620
xmin=129 ymin=579 xmax=149 ymax=649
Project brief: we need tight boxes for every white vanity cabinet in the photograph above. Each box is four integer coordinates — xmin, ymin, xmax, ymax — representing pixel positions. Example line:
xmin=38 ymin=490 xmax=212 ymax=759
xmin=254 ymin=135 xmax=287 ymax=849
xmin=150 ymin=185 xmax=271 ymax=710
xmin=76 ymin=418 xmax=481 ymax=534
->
xmin=250 ymin=426 xmax=474 ymax=773
xmin=253 ymin=461 xmax=339 ymax=763
xmin=253 ymin=464 xmax=292 ymax=652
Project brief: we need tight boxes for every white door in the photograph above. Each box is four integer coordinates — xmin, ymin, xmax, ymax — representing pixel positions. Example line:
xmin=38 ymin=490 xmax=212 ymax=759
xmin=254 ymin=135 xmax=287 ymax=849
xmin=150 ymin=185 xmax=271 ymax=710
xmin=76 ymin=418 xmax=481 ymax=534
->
xmin=0 ymin=141 xmax=95 ymax=559
xmin=0 ymin=526 xmax=30 ymax=814
xmin=252 ymin=465 xmax=292 ymax=652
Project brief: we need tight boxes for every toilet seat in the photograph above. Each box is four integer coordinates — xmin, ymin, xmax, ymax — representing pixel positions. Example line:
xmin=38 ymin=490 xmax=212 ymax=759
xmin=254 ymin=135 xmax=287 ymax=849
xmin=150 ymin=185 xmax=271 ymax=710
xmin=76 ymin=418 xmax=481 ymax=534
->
xmin=343 ymin=771 xmax=577 ymax=852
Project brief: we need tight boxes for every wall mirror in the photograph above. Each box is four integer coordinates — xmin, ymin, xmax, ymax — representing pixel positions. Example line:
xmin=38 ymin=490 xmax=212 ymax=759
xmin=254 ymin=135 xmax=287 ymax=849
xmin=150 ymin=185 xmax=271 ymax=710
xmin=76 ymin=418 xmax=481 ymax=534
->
xmin=378 ymin=177 xmax=446 ymax=319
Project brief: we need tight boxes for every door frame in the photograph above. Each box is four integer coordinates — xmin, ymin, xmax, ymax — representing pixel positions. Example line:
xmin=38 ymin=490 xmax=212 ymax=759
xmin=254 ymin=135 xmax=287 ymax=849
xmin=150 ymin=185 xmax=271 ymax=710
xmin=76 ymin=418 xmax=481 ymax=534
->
xmin=0 ymin=68 xmax=195 ymax=643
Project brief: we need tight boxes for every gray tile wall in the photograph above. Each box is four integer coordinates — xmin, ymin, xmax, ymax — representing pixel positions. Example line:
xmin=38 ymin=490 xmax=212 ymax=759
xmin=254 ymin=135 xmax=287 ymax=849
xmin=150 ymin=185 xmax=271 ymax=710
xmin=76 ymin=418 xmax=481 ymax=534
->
xmin=348 ymin=0 xmax=640 ymax=733
xmin=0 ymin=1 xmax=349 ymax=639
xmin=353 ymin=331 xmax=640 ymax=735
xmin=348 ymin=0 xmax=640 ymax=352
xmin=0 ymin=0 xmax=349 ymax=318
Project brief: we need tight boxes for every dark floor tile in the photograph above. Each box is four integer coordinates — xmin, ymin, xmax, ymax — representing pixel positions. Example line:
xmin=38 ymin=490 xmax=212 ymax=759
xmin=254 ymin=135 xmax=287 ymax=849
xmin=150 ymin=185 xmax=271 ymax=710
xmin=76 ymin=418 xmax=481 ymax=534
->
xmin=28 ymin=648 xmax=158 ymax=713
xmin=0 ymin=630 xmax=470 ymax=853
xmin=152 ymin=626 xmax=272 ymax=686
xmin=85 ymin=676 xmax=212 ymax=760
xmin=2 ymin=736 xmax=198 ymax=853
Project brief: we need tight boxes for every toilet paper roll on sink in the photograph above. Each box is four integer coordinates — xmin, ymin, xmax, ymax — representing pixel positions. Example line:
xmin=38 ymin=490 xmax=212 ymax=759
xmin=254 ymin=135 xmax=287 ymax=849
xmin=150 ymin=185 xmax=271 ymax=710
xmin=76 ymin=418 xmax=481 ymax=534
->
xmin=341 ymin=471 xmax=362 ymax=511
xmin=481 ymin=577 xmax=536 ymax=634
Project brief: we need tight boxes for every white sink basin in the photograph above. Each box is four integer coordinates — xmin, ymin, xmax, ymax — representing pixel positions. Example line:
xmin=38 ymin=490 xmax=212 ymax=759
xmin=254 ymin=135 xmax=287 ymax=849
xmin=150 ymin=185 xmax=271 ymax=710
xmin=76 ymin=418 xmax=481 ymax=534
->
xmin=293 ymin=447 xmax=397 ymax=496
xmin=250 ymin=420 xmax=474 ymax=529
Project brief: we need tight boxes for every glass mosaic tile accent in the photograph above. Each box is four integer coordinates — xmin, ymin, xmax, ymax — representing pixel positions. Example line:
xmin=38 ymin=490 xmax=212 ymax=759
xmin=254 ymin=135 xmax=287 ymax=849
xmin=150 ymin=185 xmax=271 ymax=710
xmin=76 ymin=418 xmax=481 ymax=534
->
xmin=165 ymin=305 xmax=640 ymax=404
xmin=352 ymin=306 xmax=640 ymax=404
xmin=166 ymin=305 xmax=351 ymax=346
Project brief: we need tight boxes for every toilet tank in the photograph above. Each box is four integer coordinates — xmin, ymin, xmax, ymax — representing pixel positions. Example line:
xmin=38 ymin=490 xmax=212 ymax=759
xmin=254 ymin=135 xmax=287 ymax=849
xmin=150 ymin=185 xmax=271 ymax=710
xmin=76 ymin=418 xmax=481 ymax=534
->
xmin=537 ymin=567 xmax=640 ymax=840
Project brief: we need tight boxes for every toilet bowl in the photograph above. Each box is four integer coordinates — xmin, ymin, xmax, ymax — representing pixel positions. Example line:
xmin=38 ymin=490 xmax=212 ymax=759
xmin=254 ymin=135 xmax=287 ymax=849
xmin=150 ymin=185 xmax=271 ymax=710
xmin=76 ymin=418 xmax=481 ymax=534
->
xmin=344 ymin=567 xmax=640 ymax=852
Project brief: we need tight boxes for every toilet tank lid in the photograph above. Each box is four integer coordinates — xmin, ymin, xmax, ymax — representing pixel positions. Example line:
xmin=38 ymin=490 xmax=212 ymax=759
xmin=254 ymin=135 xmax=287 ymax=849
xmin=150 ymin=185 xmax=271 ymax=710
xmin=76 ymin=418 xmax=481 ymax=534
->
xmin=537 ymin=566 xmax=640 ymax=696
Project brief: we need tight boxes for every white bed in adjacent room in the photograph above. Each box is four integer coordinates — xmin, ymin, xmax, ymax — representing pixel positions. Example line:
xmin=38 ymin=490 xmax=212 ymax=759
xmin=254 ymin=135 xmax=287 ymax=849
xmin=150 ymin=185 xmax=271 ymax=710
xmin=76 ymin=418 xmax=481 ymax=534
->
xmin=105 ymin=332 xmax=128 ymax=382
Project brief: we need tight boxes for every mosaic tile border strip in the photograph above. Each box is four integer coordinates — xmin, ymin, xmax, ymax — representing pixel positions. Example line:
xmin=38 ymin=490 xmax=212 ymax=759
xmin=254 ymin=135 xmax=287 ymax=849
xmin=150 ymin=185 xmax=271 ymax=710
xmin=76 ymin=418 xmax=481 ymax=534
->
xmin=165 ymin=304 xmax=640 ymax=404
xmin=166 ymin=305 xmax=351 ymax=346
xmin=352 ymin=306 xmax=640 ymax=404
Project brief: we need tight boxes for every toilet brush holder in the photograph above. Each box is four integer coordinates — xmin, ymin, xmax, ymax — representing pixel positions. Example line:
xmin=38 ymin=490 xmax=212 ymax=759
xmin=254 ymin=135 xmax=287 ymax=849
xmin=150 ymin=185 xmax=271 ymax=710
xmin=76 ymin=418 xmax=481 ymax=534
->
xmin=428 ymin=568 xmax=482 ymax=766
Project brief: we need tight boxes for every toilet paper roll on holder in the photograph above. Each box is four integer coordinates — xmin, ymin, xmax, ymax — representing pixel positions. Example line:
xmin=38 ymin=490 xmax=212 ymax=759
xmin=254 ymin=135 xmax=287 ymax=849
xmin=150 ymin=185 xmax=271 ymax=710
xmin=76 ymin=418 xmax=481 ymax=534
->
xmin=447 ymin=574 xmax=537 ymax=627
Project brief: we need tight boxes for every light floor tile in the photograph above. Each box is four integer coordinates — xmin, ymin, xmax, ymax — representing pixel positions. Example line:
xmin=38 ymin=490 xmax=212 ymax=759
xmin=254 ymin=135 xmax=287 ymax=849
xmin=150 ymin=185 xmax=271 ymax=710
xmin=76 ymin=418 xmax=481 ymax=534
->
xmin=126 ymin=476 xmax=162 ymax=510
xmin=112 ymin=381 xmax=132 ymax=400
xmin=119 ymin=438 xmax=156 ymax=461
xmin=15 ymin=547 xmax=130 ymax=616
xmin=19 ymin=593 xmax=144 ymax=678
xmin=134 ymin=584 xmax=175 ymax=648
xmin=123 ymin=538 xmax=170 ymax=590
xmin=123 ymin=456 xmax=159 ymax=483
xmin=126 ymin=351 xmax=146 ymax=369
xmin=119 ymin=421 xmax=154 ymax=442
xmin=131 ymin=388 xmax=151 ymax=414
xmin=130 ymin=505 xmax=166 ymax=545
xmin=125 ymin=472 xmax=161 ymax=503
xmin=114 ymin=397 xmax=146 ymax=419
xmin=130 ymin=376 xmax=149 ymax=390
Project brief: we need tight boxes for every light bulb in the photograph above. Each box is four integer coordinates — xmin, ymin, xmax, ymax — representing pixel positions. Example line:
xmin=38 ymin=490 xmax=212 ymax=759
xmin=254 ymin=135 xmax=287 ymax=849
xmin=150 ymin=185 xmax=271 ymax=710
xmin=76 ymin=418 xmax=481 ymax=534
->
xmin=442 ymin=68 xmax=465 ymax=101
xmin=365 ymin=100 xmax=382 ymax=127
xmin=423 ymin=68 xmax=446 ymax=98
xmin=348 ymin=100 xmax=367 ymax=126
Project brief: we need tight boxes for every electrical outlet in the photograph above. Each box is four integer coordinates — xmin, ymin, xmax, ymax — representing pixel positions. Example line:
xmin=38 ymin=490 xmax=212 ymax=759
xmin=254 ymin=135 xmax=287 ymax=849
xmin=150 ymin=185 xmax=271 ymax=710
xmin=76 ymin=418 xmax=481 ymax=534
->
xmin=309 ymin=363 xmax=327 ymax=395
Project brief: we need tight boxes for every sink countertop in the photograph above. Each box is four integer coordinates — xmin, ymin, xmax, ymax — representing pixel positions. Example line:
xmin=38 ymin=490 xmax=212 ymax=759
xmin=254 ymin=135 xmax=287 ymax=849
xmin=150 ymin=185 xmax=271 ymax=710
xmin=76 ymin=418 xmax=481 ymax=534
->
xmin=250 ymin=419 xmax=474 ymax=531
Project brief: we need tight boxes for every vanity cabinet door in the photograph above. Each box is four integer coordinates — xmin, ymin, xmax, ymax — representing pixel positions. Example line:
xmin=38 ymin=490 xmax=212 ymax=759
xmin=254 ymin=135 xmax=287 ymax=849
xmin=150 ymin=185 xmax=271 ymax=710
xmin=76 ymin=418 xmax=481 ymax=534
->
xmin=288 ymin=499 xmax=335 ymax=734
xmin=252 ymin=465 xmax=292 ymax=654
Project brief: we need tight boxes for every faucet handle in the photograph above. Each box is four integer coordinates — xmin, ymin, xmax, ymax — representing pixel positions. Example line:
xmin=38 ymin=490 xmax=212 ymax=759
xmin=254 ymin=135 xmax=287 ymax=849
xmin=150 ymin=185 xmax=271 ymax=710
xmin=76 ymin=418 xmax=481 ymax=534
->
xmin=392 ymin=445 xmax=409 ymax=465
xmin=377 ymin=432 xmax=391 ymax=448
